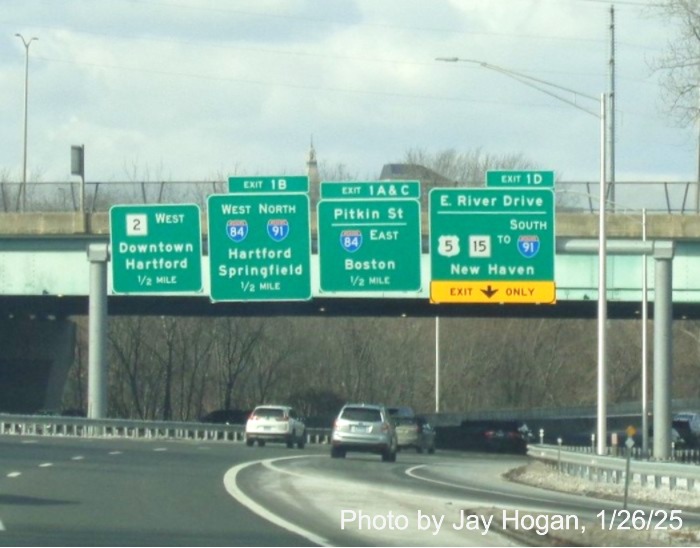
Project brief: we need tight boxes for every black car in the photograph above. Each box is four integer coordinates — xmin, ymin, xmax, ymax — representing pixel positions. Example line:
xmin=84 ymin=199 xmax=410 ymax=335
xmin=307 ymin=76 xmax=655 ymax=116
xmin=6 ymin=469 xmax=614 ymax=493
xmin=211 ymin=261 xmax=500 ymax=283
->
xmin=460 ymin=420 xmax=531 ymax=453
xmin=200 ymin=409 xmax=251 ymax=425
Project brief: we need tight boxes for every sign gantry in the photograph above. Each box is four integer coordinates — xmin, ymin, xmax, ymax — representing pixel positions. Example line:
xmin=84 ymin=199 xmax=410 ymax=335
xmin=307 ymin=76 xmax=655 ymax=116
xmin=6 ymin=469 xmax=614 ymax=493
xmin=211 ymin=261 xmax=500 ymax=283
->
xmin=108 ymin=172 xmax=557 ymax=305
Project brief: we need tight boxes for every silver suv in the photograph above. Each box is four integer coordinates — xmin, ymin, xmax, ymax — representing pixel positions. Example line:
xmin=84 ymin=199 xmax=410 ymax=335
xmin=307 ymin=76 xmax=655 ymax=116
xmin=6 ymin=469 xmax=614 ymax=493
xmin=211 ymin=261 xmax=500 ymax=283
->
xmin=331 ymin=403 xmax=397 ymax=462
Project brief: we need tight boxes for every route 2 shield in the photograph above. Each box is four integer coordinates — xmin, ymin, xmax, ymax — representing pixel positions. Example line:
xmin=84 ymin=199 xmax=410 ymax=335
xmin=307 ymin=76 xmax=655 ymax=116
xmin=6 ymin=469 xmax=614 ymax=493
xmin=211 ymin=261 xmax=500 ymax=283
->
xmin=340 ymin=230 xmax=362 ymax=252
xmin=517 ymin=235 xmax=540 ymax=258
xmin=226 ymin=220 xmax=248 ymax=242
xmin=267 ymin=219 xmax=290 ymax=242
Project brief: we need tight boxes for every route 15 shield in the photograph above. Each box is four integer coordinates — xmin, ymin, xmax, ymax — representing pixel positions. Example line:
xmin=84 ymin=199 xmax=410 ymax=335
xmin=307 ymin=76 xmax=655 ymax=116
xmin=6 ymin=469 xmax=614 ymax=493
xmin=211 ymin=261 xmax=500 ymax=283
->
xmin=226 ymin=219 xmax=248 ymax=242
xmin=340 ymin=230 xmax=362 ymax=252
xmin=517 ymin=235 xmax=540 ymax=258
xmin=267 ymin=219 xmax=290 ymax=242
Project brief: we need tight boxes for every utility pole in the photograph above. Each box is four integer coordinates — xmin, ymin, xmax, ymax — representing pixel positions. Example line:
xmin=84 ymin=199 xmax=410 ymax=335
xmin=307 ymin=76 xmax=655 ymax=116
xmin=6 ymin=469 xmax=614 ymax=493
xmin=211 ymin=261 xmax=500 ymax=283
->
xmin=608 ymin=5 xmax=616 ymax=208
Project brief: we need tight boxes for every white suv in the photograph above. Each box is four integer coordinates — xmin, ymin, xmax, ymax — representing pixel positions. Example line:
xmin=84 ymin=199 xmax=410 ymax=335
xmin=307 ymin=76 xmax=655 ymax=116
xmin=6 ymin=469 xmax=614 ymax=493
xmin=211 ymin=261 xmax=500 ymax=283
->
xmin=245 ymin=405 xmax=306 ymax=449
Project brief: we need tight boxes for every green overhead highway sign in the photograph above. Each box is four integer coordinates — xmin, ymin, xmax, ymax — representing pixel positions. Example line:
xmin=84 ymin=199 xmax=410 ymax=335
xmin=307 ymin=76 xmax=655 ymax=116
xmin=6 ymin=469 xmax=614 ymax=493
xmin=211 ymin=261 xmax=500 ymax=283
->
xmin=320 ymin=180 xmax=421 ymax=200
xmin=110 ymin=204 xmax=202 ymax=294
xmin=207 ymin=193 xmax=311 ymax=301
xmin=429 ymin=188 xmax=555 ymax=304
xmin=486 ymin=170 xmax=555 ymax=188
xmin=317 ymin=198 xmax=421 ymax=292
xmin=228 ymin=175 xmax=309 ymax=193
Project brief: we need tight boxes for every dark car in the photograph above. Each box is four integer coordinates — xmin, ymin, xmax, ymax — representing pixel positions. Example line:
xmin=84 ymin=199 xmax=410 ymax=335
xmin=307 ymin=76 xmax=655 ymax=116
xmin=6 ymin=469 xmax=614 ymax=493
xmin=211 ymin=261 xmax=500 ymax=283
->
xmin=388 ymin=406 xmax=415 ymax=419
xmin=460 ymin=420 xmax=531 ymax=453
xmin=482 ymin=422 xmax=530 ymax=453
xmin=672 ymin=417 xmax=697 ymax=448
xmin=200 ymin=409 xmax=251 ymax=425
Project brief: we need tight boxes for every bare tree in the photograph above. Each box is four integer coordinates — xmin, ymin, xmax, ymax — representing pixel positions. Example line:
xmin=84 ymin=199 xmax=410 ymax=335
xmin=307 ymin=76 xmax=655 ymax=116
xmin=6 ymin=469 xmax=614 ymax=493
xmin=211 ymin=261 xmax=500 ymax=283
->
xmin=109 ymin=317 xmax=158 ymax=418
xmin=403 ymin=147 xmax=535 ymax=187
xmin=653 ymin=0 xmax=700 ymax=125
xmin=319 ymin=162 xmax=359 ymax=181
xmin=244 ymin=318 xmax=302 ymax=406
xmin=0 ymin=168 xmax=15 ymax=212
xmin=176 ymin=318 xmax=215 ymax=421
xmin=212 ymin=317 xmax=265 ymax=410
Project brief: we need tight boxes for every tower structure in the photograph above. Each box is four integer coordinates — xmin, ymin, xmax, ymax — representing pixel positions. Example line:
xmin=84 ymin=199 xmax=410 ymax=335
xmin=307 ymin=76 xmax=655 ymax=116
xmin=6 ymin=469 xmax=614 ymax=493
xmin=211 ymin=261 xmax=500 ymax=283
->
xmin=306 ymin=138 xmax=320 ymax=208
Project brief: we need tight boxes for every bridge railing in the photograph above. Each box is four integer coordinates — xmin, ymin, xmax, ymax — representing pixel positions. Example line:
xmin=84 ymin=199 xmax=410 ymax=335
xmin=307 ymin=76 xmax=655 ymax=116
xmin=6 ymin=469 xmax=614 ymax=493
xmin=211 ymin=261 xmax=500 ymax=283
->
xmin=0 ymin=413 xmax=332 ymax=444
xmin=528 ymin=444 xmax=700 ymax=492
xmin=0 ymin=181 xmax=698 ymax=214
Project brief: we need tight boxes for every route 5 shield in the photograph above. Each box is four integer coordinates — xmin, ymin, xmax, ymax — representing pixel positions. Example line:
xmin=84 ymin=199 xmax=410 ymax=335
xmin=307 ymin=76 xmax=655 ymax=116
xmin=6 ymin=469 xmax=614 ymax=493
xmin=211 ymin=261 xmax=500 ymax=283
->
xmin=437 ymin=235 xmax=460 ymax=257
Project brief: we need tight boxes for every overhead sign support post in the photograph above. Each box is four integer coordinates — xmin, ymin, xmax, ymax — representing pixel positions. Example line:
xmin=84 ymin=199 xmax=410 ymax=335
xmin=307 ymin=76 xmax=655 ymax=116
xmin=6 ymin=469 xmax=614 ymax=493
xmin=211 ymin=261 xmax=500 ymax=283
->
xmin=87 ymin=243 xmax=109 ymax=420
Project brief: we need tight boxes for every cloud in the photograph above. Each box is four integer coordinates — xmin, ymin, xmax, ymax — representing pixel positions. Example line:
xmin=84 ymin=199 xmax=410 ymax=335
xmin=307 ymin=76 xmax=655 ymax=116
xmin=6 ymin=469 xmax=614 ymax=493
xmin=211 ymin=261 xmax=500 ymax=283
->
xmin=0 ymin=0 xmax=695 ymax=190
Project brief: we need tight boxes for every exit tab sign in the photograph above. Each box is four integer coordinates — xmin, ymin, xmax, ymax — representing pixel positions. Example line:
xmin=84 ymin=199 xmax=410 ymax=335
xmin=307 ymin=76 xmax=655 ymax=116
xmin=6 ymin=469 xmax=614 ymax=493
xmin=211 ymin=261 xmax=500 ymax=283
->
xmin=228 ymin=175 xmax=308 ymax=193
xmin=320 ymin=180 xmax=420 ymax=199
xmin=486 ymin=170 xmax=555 ymax=188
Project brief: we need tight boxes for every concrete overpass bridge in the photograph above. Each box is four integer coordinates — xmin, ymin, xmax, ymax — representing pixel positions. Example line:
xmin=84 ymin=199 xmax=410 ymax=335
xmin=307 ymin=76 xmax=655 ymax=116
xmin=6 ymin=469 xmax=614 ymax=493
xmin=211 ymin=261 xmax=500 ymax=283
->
xmin=1 ymin=209 xmax=699 ymax=318
xmin=1 ymin=180 xmax=699 ymax=460
xmin=1 ymin=178 xmax=698 ymax=317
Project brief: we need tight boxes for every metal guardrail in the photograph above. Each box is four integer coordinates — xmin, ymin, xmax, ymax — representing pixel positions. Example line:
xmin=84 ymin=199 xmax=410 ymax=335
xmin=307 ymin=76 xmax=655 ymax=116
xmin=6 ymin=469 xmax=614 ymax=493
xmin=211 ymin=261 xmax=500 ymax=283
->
xmin=0 ymin=414 xmax=332 ymax=444
xmin=528 ymin=444 xmax=700 ymax=492
xmin=426 ymin=398 xmax=700 ymax=426
xmin=550 ymin=443 xmax=700 ymax=465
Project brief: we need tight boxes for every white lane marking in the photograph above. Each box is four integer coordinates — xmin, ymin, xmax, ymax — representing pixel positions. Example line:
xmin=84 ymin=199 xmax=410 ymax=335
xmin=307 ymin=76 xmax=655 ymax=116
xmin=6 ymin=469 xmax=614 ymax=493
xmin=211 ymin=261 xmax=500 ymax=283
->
xmin=0 ymin=518 xmax=5 ymax=531
xmin=38 ymin=463 xmax=53 ymax=468
xmin=406 ymin=464 xmax=572 ymax=508
xmin=153 ymin=447 xmax=168 ymax=452
xmin=223 ymin=456 xmax=331 ymax=547
xmin=7 ymin=472 xmax=21 ymax=478
xmin=21 ymin=440 xmax=37 ymax=444
xmin=108 ymin=451 xmax=122 ymax=455
xmin=71 ymin=456 xmax=84 ymax=461
xmin=261 ymin=458 xmax=317 ymax=479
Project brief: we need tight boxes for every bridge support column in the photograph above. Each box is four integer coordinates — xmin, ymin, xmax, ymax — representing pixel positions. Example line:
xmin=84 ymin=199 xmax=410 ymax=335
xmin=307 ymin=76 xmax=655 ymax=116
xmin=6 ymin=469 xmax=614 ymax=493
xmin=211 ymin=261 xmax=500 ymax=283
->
xmin=87 ymin=243 xmax=109 ymax=419
xmin=653 ymin=245 xmax=673 ymax=459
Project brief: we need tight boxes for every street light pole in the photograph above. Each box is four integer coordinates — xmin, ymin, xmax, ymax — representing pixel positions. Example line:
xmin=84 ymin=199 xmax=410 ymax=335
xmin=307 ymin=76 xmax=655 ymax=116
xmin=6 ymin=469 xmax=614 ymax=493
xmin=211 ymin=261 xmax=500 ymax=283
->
xmin=436 ymin=57 xmax=609 ymax=455
xmin=435 ymin=57 xmax=600 ymax=117
xmin=15 ymin=33 xmax=38 ymax=213
xmin=597 ymin=93 xmax=608 ymax=456
xmin=435 ymin=316 xmax=440 ymax=413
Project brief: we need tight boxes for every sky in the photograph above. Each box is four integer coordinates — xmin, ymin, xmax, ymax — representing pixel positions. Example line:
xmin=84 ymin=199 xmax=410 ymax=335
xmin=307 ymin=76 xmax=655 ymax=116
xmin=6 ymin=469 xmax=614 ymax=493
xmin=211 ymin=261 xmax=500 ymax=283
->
xmin=1 ymin=0 xmax=696 ymax=189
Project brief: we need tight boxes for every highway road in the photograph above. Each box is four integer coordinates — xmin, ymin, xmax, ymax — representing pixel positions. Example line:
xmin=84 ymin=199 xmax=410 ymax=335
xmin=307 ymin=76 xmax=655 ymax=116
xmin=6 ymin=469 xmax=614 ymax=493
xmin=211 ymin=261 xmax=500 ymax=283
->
xmin=0 ymin=436 xmax=309 ymax=546
xmin=1 ymin=436 xmax=697 ymax=546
